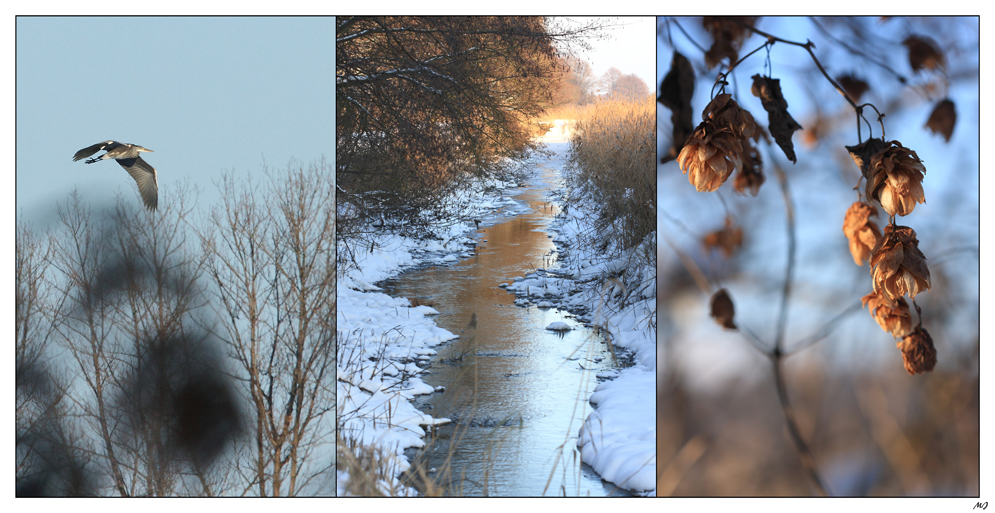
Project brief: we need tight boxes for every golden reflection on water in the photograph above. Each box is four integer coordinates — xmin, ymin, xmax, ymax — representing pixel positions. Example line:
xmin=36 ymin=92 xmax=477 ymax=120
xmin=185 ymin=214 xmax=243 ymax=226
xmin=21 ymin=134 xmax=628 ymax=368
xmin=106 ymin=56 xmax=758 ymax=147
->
xmin=383 ymin=164 xmax=627 ymax=496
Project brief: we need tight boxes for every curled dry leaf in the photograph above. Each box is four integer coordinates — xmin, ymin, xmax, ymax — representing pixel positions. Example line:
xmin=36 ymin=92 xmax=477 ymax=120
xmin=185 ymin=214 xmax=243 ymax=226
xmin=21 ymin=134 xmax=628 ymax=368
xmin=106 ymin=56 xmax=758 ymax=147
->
xmin=924 ymin=98 xmax=956 ymax=142
xmin=659 ymin=51 xmax=696 ymax=163
xmin=897 ymin=326 xmax=937 ymax=375
xmin=702 ymin=17 xmax=757 ymax=70
xmin=903 ymin=35 xmax=945 ymax=72
xmin=709 ymin=288 xmax=737 ymax=330
xmin=845 ymin=137 xmax=891 ymax=179
xmin=836 ymin=74 xmax=870 ymax=103
xmin=702 ymin=217 xmax=744 ymax=258
xmin=751 ymin=74 xmax=802 ymax=163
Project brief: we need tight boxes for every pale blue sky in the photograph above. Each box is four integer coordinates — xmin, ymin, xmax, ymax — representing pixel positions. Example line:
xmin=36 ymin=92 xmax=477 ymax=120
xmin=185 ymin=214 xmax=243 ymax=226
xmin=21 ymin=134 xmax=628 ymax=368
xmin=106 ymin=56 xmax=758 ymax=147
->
xmin=563 ymin=16 xmax=656 ymax=92
xmin=16 ymin=16 xmax=335 ymax=228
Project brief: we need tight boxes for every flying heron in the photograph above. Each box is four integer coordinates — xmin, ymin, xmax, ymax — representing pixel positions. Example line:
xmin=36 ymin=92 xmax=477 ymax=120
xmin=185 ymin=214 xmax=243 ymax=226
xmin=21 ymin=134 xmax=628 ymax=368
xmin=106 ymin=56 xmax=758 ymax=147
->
xmin=73 ymin=141 xmax=158 ymax=211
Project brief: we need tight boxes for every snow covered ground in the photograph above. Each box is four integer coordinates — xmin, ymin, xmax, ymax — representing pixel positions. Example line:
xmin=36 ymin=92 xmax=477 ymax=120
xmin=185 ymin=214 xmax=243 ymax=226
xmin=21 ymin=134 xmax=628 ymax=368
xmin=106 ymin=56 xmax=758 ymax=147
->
xmin=337 ymin=121 xmax=657 ymax=496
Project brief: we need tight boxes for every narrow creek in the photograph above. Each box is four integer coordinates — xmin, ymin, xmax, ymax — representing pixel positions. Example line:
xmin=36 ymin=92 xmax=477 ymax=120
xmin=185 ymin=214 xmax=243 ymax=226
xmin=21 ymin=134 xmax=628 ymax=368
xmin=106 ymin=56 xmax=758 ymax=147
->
xmin=379 ymin=159 xmax=629 ymax=497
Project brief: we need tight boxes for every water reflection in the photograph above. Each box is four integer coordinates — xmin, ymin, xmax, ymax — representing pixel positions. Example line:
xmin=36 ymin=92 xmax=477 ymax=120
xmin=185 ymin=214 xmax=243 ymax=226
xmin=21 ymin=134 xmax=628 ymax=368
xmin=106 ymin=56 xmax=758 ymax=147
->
xmin=381 ymin=164 xmax=629 ymax=496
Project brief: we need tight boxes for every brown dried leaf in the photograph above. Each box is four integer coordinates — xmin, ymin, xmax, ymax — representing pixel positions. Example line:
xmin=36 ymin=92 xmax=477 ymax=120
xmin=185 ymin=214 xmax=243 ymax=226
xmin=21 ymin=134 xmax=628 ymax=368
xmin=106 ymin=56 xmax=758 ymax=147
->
xmin=702 ymin=17 xmax=757 ymax=69
xmin=924 ymin=98 xmax=956 ymax=142
xmin=709 ymin=288 xmax=737 ymax=330
xmin=836 ymin=74 xmax=869 ymax=103
xmin=702 ymin=217 xmax=743 ymax=257
xmin=844 ymin=137 xmax=889 ymax=179
xmin=659 ymin=52 xmax=696 ymax=162
xmin=903 ymin=35 xmax=945 ymax=72
xmin=751 ymin=74 xmax=802 ymax=163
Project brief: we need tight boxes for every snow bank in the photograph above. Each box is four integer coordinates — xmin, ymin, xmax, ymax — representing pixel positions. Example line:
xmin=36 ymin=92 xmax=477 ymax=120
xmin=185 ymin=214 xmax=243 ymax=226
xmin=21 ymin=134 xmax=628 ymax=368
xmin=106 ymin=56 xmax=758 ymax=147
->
xmin=502 ymin=136 xmax=657 ymax=496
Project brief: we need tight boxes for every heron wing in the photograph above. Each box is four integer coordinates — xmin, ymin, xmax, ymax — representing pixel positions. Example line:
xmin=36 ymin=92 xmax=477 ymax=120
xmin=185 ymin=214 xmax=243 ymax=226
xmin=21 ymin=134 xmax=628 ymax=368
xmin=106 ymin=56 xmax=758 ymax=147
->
xmin=73 ymin=140 xmax=121 ymax=161
xmin=116 ymin=157 xmax=158 ymax=211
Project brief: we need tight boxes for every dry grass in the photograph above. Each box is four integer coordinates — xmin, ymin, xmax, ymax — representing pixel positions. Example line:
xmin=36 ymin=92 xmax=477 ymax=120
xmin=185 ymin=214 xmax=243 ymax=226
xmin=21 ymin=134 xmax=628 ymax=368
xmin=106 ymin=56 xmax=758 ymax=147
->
xmin=564 ymin=99 xmax=656 ymax=264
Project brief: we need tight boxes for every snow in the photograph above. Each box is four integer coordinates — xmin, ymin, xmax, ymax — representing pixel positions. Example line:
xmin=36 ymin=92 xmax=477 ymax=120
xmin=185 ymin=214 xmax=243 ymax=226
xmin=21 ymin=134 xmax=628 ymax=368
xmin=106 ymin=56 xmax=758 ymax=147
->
xmin=337 ymin=127 xmax=656 ymax=496
xmin=545 ymin=321 xmax=572 ymax=331
xmin=502 ymin=137 xmax=657 ymax=496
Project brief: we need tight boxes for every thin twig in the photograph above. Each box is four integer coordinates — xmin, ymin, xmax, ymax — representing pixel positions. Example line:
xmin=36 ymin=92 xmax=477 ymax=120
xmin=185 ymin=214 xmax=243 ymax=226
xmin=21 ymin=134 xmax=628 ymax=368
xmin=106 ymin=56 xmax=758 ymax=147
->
xmin=770 ymin=163 xmax=829 ymax=496
xmin=773 ymin=165 xmax=795 ymax=350
xmin=667 ymin=17 xmax=708 ymax=55
xmin=808 ymin=17 xmax=908 ymax=84
xmin=739 ymin=324 xmax=770 ymax=355
xmin=785 ymin=302 xmax=865 ymax=355
xmin=730 ymin=18 xmax=877 ymax=141
xmin=660 ymin=228 xmax=711 ymax=295
xmin=771 ymin=357 xmax=829 ymax=495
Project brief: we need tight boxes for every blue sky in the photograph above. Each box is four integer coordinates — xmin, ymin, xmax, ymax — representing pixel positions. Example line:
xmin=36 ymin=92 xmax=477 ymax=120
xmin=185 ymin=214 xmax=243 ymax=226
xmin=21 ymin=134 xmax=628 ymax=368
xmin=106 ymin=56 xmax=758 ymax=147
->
xmin=16 ymin=16 xmax=335 ymax=228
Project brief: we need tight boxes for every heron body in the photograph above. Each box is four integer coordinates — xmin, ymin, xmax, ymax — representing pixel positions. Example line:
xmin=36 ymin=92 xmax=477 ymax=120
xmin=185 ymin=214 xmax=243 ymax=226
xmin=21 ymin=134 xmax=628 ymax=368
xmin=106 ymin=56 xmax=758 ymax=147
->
xmin=73 ymin=140 xmax=159 ymax=211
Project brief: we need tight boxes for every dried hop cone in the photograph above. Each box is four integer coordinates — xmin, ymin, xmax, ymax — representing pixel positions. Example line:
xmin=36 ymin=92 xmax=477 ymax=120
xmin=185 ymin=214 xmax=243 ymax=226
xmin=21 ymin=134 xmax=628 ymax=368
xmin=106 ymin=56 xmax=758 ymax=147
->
xmin=678 ymin=123 xmax=744 ymax=192
xmin=733 ymin=142 xmax=765 ymax=196
xmin=897 ymin=326 xmax=937 ymax=375
xmin=865 ymin=141 xmax=927 ymax=217
xmin=869 ymin=225 xmax=931 ymax=304
xmin=703 ymin=93 xmax=761 ymax=141
xmin=677 ymin=94 xmax=761 ymax=192
xmin=842 ymin=202 xmax=882 ymax=266
xmin=861 ymin=291 xmax=912 ymax=338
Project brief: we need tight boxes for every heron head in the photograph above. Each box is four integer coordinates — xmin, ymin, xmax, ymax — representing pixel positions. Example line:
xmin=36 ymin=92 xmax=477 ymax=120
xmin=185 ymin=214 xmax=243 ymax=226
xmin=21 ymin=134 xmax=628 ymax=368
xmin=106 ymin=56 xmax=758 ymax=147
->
xmin=136 ymin=146 xmax=154 ymax=153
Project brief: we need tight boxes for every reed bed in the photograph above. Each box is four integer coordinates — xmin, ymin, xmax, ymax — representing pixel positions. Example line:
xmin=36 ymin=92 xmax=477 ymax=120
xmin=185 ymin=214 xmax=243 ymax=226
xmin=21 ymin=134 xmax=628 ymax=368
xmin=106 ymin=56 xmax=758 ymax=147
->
xmin=565 ymin=99 xmax=656 ymax=264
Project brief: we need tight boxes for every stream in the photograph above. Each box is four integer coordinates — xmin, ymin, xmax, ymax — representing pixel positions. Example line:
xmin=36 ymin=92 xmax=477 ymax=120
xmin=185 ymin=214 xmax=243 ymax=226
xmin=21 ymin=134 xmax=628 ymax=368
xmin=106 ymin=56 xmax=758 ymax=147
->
xmin=379 ymin=158 xmax=630 ymax=497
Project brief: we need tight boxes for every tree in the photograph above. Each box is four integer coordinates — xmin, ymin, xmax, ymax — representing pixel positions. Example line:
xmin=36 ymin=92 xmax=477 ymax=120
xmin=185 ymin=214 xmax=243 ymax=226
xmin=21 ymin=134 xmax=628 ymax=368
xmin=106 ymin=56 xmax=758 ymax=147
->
xmin=201 ymin=161 xmax=336 ymax=496
xmin=41 ymin=188 xmax=240 ymax=497
xmin=336 ymin=16 xmax=605 ymax=243
xmin=615 ymin=73 xmax=650 ymax=101
xmin=16 ymin=223 xmax=95 ymax=496
xmin=598 ymin=66 xmax=624 ymax=98
xmin=553 ymin=56 xmax=598 ymax=105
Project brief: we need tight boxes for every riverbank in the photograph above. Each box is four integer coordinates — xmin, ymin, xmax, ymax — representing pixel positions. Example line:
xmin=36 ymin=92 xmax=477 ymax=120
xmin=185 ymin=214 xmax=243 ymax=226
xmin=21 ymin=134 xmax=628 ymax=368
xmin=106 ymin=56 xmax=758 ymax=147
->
xmin=505 ymin=140 xmax=657 ymax=495
xmin=336 ymin=175 xmax=521 ymax=495
xmin=336 ymin=123 xmax=656 ymax=496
